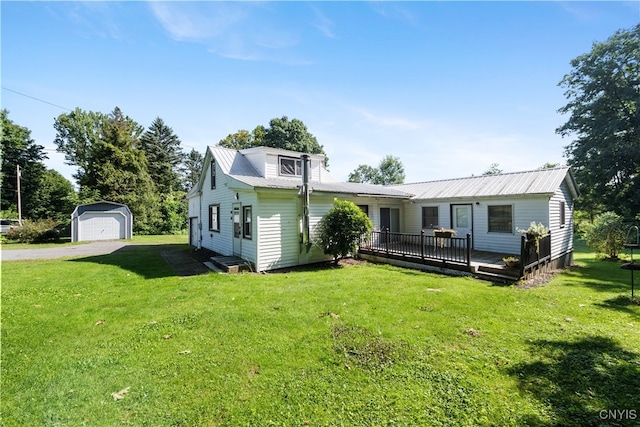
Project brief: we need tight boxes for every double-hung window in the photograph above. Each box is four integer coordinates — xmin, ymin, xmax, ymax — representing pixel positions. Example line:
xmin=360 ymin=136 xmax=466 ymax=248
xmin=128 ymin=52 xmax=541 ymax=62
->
xmin=421 ymin=206 xmax=439 ymax=229
xmin=279 ymin=156 xmax=302 ymax=176
xmin=209 ymin=204 xmax=220 ymax=231
xmin=243 ymin=206 xmax=252 ymax=239
xmin=488 ymin=205 xmax=512 ymax=233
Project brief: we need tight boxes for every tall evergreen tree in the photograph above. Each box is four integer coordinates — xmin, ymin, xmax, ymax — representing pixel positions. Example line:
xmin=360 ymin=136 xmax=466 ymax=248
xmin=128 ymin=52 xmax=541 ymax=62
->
xmin=0 ymin=110 xmax=47 ymax=218
xmin=139 ymin=117 xmax=185 ymax=194
xmin=92 ymin=107 xmax=161 ymax=233
xmin=183 ymin=148 xmax=204 ymax=191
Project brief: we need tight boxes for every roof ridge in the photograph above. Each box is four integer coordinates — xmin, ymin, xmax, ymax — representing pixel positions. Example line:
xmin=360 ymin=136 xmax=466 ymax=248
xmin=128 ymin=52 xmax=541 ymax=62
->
xmin=394 ymin=166 xmax=569 ymax=187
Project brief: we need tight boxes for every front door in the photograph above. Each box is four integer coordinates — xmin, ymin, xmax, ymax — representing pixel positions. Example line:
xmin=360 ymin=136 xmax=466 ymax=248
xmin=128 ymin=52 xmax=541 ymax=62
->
xmin=452 ymin=204 xmax=472 ymax=246
xmin=232 ymin=203 xmax=242 ymax=256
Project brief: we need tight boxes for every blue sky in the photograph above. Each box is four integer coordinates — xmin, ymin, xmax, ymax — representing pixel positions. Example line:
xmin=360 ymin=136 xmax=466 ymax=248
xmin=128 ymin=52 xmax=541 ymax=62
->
xmin=2 ymin=1 xmax=639 ymax=185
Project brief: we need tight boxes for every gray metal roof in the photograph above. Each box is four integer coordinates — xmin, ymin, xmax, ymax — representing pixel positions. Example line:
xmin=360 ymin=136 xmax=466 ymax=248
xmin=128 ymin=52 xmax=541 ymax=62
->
xmin=208 ymin=146 xmax=411 ymax=198
xmin=193 ymin=147 xmax=577 ymax=201
xmin=391 ymin=167 xmax=578 ymax=200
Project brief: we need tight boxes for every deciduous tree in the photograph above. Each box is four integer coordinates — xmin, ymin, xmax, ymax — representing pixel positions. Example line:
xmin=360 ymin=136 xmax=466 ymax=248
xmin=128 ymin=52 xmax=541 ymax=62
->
xmin=348 ymin=155 xmax=405 ymax=185
xmin=557 ymin=24 xmax=640 ymax=219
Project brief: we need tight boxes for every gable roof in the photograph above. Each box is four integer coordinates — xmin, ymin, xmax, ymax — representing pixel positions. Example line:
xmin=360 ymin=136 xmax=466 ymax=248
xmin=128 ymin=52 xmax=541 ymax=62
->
xmin=391 ymin=167 xmax=579 ymax=201
xmin=189 ymin=146 xmax=412 ymax=199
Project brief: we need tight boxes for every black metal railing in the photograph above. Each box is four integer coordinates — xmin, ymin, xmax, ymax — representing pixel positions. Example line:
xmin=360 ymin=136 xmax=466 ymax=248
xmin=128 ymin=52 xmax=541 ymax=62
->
xmin=519 ymin=233 xmax=551 ymax=277
xmin=360 ymin=230 xmax=471 ymax=266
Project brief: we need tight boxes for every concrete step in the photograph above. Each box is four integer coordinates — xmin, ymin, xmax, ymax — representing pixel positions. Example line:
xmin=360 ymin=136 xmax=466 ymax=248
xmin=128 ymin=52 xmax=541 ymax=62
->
xmin=210 ymin=256 xmax=254 ymax=273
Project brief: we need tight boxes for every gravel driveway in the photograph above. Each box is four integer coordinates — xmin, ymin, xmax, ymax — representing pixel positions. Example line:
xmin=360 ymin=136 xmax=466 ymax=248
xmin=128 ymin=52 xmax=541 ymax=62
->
xmin=1 ymin=240 xmax=132 ymax=261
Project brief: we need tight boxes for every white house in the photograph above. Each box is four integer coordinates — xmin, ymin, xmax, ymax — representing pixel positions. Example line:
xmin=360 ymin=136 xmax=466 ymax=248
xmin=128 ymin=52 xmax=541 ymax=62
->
xmin=391 ymin=168 xmax=579 ymax=269
xmin=187 ymin=146 xmax=408 ymax=272
xmin=187 ymin=146 xmax=579 ymax=273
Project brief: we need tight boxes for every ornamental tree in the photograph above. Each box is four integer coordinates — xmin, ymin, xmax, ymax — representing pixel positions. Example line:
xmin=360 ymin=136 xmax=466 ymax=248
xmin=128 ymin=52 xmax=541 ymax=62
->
xmin=315 ymin=199 xmax=373 ymax=263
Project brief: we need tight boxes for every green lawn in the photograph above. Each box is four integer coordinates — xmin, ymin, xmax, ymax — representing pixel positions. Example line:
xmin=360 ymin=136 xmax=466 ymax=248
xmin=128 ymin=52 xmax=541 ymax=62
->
xmin=2 ymin=239 xmax=639 ymax=426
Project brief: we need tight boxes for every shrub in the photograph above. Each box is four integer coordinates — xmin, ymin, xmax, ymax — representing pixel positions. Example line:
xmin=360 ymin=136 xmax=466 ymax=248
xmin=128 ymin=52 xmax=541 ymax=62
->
xmin=315 ymin=199 xmax=373 ymax=262
xmin=581 ymin=211 xmax=626 ymax=259
xmin=5 ymin=219 xmax=60 ymax=243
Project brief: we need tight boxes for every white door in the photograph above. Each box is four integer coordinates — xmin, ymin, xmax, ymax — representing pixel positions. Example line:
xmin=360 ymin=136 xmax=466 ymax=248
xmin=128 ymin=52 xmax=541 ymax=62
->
xmin=452 ymin=204 xmax=472 ymax=246
xmin=79 ymin=212 xmax=124 ymax=241
xmin=189 ymin=217 xmax=199 ymax=247
xmin=232 ymin=203 xmax=242 ymax=256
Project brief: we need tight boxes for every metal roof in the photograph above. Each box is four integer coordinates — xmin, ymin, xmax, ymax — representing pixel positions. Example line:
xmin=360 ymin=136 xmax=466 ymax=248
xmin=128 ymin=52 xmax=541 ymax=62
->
xmin=209 ymin=146 xmax=411 ymax=198
xmin=390 ymin=167 xmax=578 ymax=200
xmin=192 ymin=147 xmax=577 ymax=201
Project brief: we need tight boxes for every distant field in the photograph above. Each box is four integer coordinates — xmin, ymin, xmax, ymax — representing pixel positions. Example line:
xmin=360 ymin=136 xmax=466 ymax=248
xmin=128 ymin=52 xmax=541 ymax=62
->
xmin=2 ymin=239 xmax=638 ymax=426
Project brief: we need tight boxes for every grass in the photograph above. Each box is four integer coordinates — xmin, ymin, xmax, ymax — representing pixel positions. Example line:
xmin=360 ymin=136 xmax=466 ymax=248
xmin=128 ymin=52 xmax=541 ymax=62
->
xmin=2 ymin=239 xmax=639 ymax=426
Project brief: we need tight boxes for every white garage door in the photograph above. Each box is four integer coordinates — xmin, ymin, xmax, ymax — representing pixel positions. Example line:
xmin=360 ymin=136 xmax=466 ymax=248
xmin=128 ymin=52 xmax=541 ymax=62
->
xmin=79 ymin=212 xmax=125 ymax=241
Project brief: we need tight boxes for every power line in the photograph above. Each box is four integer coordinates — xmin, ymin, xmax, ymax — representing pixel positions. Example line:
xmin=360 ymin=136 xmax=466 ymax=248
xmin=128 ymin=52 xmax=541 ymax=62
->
xmin=2 ymin=87 xmax=73 ymax=112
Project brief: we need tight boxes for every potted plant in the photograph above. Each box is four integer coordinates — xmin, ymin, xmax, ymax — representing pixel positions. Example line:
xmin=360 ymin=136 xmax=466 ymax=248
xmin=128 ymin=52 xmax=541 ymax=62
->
xmin=502 ymin=256 xmax=520 ymax=269
xmin=433 ymin=228 xmax=457 ymax=238
xmin=517 ymin=221 xmax=549 ymax=252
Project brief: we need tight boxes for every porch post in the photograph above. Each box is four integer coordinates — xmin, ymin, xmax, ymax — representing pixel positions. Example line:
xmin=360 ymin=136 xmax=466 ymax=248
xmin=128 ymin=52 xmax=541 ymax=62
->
xmin=466 ymin=233 xmax=471 ymax=267
xmin=421 ymin=230 xmax=425 ymax=260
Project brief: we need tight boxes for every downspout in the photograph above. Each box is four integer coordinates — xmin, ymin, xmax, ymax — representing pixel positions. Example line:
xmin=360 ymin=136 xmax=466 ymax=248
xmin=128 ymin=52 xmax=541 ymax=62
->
xmin=301 ymin=154 xmax=311 ymax=252
xmin=197 ymin=190 xmax=203 ymax=250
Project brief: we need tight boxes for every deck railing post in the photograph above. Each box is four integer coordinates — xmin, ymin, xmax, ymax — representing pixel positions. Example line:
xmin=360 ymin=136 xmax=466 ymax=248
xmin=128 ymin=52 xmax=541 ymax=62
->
xmin=421 ymin=230 xmax=425 ymax=260
xmin=385 ymin=229 xmax=389 ymax=255
xmin=519 ymin=235 xmax=526 ymax=278
xmin=466 ymin=233 xmax=471 ymax=266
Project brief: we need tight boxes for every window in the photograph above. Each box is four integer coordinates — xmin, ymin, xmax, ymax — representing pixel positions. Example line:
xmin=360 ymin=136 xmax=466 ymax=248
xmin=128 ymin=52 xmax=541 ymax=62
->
xmin=210 ymin=159 xmax=216 ymax=189
xmin=243 ymin=206 xmax=252 ymax=239
xmin=488 ymin=205 xmax=512 ymax=233
xmin=209 ymin=204 xmax=220 ymax=231
xmin=279 ymin=156 xmax=302 ymax=176
xmin=357 ymin=205 xmax=369 ymax=216
xmin=559 ymin=201 xmax=566 ymax=227
xmin=422 ymin=206 xmax=439 ymax=229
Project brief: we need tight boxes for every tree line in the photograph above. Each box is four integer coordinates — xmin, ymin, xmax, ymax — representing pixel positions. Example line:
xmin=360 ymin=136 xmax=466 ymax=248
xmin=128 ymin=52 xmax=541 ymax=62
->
xmin=1 ymin=107 xmax=204 ymax=234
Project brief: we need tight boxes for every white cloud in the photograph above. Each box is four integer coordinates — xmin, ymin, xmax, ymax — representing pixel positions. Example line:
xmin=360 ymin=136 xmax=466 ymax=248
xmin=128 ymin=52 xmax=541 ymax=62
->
xmin=148 ymin=2 xmax=311 ymax=65
xmin=310 ymin=5 xmax=337 ymax=39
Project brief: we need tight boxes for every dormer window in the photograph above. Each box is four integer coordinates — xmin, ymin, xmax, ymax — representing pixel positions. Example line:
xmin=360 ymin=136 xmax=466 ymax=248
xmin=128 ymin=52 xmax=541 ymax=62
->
xmin=279 ymin=156 xmax=302 ymax=176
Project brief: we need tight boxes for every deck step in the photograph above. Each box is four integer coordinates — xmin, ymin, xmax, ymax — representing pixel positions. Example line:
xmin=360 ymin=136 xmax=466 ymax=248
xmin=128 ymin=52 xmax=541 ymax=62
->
xmin=210 ymin=256 xmax=254 ymax=273
xmin=203 ymin=261 xmax=224 ymax=273
xmin=476 ymin=264 xmax=520 ymax=282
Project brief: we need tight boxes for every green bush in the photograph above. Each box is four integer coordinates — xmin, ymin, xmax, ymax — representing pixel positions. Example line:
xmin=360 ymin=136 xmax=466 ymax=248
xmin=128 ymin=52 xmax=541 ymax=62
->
xmin=581 ymin=211 xmax=626 ymax=259
xmin=315 ymin=199 xmax=373 ymax=262
xmin=5 ymin=219 xmax=60 ymax=243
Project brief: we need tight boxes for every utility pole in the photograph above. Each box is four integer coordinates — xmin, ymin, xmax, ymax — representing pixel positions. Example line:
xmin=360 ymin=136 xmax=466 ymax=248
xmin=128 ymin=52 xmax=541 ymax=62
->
xmin=16 ymin=164 xmax=22 ymax=223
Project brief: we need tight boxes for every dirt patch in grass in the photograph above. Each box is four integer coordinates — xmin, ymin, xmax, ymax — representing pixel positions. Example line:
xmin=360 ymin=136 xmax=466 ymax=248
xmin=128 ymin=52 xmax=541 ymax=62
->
xmin=514 ymin=270 xmax=561 ymax=289
xmin=332 ymin=324 xmax=409 ymax=371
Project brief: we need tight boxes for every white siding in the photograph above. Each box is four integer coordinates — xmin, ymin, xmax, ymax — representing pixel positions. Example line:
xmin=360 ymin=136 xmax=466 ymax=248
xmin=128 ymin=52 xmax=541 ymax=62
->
xmin=402 ymin=202 xmax=451 ymax=234
xmin=256 ymin=194 xmax=300 ymax=271
xmin=199 ymin=161 xmax=235 ymax=256
xmin=549 ymin=182 xmax=574 ymax=260
xmin=238 ymin=192 xmax=258 ymax=265
xmin=473 ymin=197 xmax=549 ymax=254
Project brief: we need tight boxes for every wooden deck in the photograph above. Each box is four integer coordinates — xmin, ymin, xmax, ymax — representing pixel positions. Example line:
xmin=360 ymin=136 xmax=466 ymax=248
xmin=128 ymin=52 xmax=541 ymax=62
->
xmin=359 ymin=231 xmax=522 ymax=281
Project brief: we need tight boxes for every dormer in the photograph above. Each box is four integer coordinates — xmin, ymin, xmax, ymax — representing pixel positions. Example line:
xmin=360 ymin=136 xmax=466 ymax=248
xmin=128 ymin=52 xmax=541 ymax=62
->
xmin=240 ymin=147 xmax=337 ymax=183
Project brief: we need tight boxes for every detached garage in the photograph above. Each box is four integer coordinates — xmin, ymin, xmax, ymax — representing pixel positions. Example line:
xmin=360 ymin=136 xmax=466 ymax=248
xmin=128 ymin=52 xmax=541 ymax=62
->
xmin=71 ymin=201 xmax=133 ymax=242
